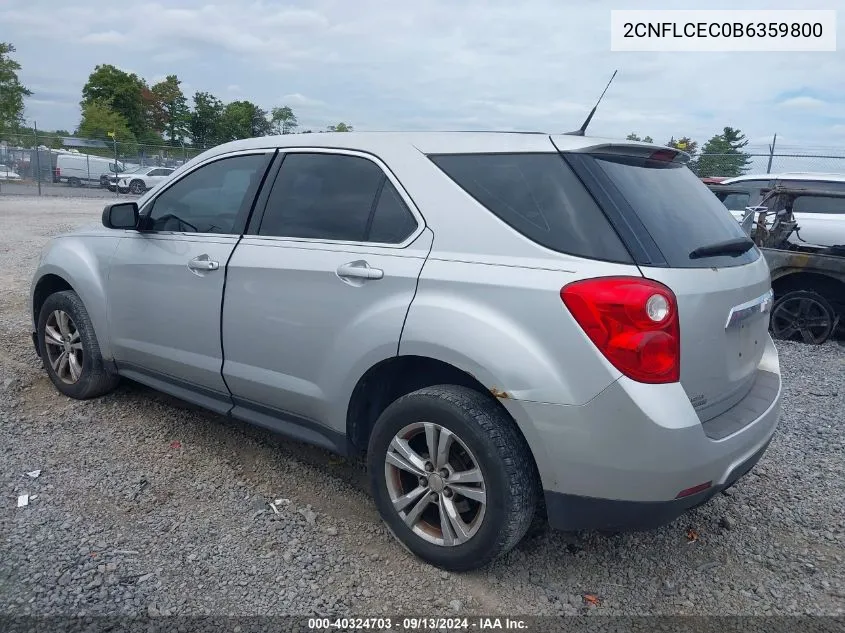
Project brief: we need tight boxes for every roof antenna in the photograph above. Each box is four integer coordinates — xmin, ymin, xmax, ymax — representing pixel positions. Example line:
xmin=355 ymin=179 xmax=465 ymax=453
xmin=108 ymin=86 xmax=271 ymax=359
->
xmin=564 ymin=69 xmax=618 ymax=136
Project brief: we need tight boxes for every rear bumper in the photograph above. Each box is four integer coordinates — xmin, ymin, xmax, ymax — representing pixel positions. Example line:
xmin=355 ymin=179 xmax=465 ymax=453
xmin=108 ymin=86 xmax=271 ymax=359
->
xmin=501 ymin=335 xmax=781 ymax=530
xmin=544 ymin=434 xmax=772 ymax=531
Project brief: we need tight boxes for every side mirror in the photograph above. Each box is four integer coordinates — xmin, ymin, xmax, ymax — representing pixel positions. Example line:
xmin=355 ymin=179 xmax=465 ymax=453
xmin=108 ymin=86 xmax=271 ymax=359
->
xmin=102 ymin=202 xmax=139 ymax=229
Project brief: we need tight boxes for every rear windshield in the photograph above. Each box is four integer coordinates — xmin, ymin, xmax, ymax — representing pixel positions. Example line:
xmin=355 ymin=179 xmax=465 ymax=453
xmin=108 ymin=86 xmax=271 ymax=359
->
xmin=429 ymin=153 xmax=632 ymax=263
xmin=581 ymin=154 xmax=759 ymax=268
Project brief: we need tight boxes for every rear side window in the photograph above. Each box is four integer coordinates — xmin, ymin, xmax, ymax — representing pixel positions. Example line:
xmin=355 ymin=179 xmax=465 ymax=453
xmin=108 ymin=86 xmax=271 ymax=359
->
xmin=429 ymin=153 xmax=632 ymax=262
xmin=719 ymin=192 xmax=751 ymax=210
xmin=258 ymin=153 xmax=417 ymax=243
xmin=792 ymin=195 xmax=845 ymax=214
xmin=579 ymin=154 xmax=759 ymax=268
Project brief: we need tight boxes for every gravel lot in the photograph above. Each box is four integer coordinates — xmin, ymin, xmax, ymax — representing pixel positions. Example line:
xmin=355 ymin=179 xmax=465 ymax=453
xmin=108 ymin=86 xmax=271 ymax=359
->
xmin=1 ymin=195 xmax=843 ymax=618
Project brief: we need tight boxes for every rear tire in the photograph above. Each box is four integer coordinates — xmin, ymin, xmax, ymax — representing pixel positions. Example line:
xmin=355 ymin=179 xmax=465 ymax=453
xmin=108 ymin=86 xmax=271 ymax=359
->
xmin=68 ymin=177 xmax=81 ymax=187
xmin=37 ymin=290 xmax=119 ymax=399
xmin=770 ymin=290 xmax=837 ymax=344
xmin=368 ymin=385 xmax=539 ymax=571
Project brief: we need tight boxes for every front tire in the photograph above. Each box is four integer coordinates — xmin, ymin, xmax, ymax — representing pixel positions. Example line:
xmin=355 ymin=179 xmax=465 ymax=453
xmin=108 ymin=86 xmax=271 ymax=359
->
xmin=37 ymin=290 xmax=119 ymax=399
xmin=129 ymin=179 xmax=146 ymax=195
xmin=368 ymin=385 xmax=539 ymax=571
xmin=770 ymin=290 xmax=837 ymax=344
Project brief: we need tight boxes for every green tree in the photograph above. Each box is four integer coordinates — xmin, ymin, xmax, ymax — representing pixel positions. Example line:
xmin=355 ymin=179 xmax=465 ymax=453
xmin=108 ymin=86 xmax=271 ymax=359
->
xmin=77 ymin=100 xmax=137 ymax=153
xmin=190 ymin=91 xmax=224 ymax=148
xmin=0 ymin=43 xmax=32 ymax=137
xmin=695 ymin=127 xmax=751 ymax=177
xmin=327 ymin=122 xmax=353 ymax=132
xmin=150 ymin=75 xmax=189 ymax=143
xmin=625 ymin=132 xmax=653 ymax=143
xmin=270 ymin=106 xmax=298 ymax=135
xmin=665 ymin=136 xmax=698 ymax=156
xmin=81 ymin=64 xmax=148 ymax=138
xmin=219 ymin=101 xmax=270 ymax=140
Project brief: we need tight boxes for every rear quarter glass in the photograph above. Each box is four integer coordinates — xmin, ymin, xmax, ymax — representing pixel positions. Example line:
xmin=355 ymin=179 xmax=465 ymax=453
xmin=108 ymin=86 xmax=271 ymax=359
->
xmin=573 ymin=153 xmax=761 ymax=269
xmin=428 ymin=153 xmax=633 ymax=263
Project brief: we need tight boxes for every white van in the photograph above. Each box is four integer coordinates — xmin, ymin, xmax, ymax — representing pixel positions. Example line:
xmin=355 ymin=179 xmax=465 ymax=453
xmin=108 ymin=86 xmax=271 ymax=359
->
xmin=55 ymin=153 xmax=125 ymax=187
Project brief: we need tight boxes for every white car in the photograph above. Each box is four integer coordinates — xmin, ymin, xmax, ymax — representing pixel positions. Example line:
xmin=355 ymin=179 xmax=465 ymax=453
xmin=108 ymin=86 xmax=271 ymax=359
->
xmin=719 ymin=172 xmax=845 ymax=248
xmin=0 ymin=165 xmax=22 ymax=180
xmin=114 ymin=166 xmax=175 ymax=195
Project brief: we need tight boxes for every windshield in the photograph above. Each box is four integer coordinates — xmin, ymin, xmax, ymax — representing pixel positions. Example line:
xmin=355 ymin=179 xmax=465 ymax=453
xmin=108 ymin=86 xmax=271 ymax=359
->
xmin=577 ymin=154 xmax=760 ymax=268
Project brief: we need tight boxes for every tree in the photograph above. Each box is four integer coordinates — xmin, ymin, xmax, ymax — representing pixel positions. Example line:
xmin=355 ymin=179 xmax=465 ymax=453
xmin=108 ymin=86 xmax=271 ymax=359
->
xmin=666 ymin=136 xmax=698 ymax=155
xmin=77 ymin=100 xmax=137 ymax=153
xmin=218 ymin=101 xmax=271 ymax=141
xmin=270 ymin=106 xmax=298 ymax=135
xmin=190 ymin=92 xmax=224 ymax=148
xmin=327 ymin=122 xmax=353 ymax=132
xmin=0 ymin=43 xmax=32 ymax=136
xmin=625 ymin=132 xmax=653 ymax=143
xmin=151 ymin=75 xmax=189 ymax=143
xmin=694 ymin=127 xmax=751 ymax=177
xmin=81 ymin=65 xmax=148 ymax=138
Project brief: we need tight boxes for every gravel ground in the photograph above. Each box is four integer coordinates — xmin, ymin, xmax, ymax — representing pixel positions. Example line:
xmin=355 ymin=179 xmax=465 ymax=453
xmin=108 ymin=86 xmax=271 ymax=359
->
xmin=1 ymin=195 xmax=843 ymax=618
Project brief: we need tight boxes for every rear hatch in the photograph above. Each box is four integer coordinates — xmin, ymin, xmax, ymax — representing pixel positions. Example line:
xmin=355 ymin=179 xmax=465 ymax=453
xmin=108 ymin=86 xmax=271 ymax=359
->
xmin=555 ymin=138 xmax=773 ymax=421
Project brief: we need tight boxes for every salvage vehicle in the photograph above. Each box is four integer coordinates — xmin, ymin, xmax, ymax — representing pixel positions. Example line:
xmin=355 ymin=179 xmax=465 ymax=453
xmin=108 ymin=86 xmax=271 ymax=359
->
xmin=30 ymin=132 xmax=781 ymax=570
xmin=736 ymin=185 xmax=845 ymax=344
xmin=715 ymin=172 xmax=845 ymax=249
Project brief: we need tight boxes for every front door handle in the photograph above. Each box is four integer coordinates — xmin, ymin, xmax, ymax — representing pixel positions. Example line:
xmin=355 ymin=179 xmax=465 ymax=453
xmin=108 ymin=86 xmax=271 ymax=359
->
xmin=188 ymin=255 xmax=220 ymax=272
xmin=336 ymin=260 xmax=384 ymax=281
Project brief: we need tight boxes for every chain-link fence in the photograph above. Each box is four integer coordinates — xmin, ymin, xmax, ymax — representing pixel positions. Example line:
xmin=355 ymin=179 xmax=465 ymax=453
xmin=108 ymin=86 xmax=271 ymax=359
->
xmin=3 ymin=133 xmax=845 ymax=197
xmin=0 ymin=133 xmax=209 ymax=197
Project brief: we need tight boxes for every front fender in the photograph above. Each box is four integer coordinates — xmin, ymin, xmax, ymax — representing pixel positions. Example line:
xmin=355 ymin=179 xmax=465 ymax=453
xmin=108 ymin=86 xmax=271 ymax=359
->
xmin=31 ymin=235 xmax=121 ymax=360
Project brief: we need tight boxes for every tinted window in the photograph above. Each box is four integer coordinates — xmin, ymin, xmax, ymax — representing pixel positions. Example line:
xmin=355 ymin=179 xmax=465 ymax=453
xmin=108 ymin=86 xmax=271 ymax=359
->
xmin=780 ymin=179 xmax=845 ymax=194
xmin=792 ymin=195 xmax=845 ymax=214
xmin=148 ymin=154 xmax=268 ymax=234
xmin=720 ymin=192 xmax=751 ymax=210
xmin=585 ymin=154 xmax=758 ymax=268
xmin=369 ymin=181 xmax=418 ymax=243
xmin=259 ymin=153 xmax=385 ymax=241
xmin=429 ymin=153 xmax=632 ymax=262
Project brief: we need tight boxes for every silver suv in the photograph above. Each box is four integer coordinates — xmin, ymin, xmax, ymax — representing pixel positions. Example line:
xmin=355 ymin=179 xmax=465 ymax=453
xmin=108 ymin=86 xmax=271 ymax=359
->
xmin=30 ymin=132 xmax=781 ymax=571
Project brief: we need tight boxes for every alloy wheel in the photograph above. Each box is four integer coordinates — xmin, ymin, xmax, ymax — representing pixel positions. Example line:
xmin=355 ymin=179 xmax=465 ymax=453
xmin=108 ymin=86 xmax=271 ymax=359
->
xmin=384 ymin=422 xmax=486 ymax=547
xmin=770 ymin=295 xmax=834 ymax=344
xmin=43 ymin=310 xmax=84 ymax=384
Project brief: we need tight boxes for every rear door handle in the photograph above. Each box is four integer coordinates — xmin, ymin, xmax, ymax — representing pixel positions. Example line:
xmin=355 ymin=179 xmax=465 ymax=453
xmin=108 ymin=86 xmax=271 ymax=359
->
xmin=188 ymin=255 xmax=220 ymax=272
xmin=336 ymin=260 xmax=384 ymax=281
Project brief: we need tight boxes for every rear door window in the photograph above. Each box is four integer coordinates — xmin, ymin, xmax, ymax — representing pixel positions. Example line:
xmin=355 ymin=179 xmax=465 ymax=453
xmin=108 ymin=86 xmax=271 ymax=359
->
xmin=572 ymin=154 xmax=759 ymax=268
xmin=429 ymin=153 xmax=632 ymax=262
xmin=791 ymin=195 xmax=845 ymax=214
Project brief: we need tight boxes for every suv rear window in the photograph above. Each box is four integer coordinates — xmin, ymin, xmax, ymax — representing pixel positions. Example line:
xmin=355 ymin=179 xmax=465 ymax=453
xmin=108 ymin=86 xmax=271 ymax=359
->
xmin=574 ymin=154 xmax=760 ymax=268
xmin=429 ymin=153 xmax=632 ymax=263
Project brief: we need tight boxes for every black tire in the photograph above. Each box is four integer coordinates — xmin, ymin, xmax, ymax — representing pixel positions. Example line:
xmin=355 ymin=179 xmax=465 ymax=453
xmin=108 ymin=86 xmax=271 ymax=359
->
xmin=367 ymin=385 xmax=539 ymax=571
xmin=68 ymin=177 xmax=81 ymax=187
xmin=770 ymin=290 xmax=837 ymax=345
xmin=129 ymin=179 xmax=145 ymax=195
xmin=37 ymin=290 xmax=119 ymax=399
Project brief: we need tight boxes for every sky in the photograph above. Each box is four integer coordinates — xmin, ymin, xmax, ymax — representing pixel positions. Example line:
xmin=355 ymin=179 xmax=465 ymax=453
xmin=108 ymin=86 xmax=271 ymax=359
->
xmin=3 ymin=0 xmax=845 ymax=156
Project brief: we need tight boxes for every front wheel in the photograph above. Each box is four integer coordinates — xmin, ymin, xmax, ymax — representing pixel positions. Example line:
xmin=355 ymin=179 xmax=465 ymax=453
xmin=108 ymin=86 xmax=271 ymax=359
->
xmin=129 ymin=179 xmax=146 ymax=195
xmin=368 ymin=385 xmax=539 ymax=571
xmin=37 ymin=290 xmax=119 ymax=399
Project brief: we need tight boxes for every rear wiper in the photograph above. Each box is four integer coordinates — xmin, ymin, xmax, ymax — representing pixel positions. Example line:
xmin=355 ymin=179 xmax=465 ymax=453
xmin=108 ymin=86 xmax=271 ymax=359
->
xmin=689 ymin=237 xmax=755 ymax=259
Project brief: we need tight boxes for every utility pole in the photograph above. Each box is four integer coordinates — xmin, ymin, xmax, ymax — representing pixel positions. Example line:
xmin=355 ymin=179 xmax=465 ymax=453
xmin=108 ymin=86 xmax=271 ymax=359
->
xmin=108 ymin=131 xmax=118 ymax=197
xmin=33 ymin=120 xmax=42 ymax=196
xmin=766 ymin=133 xmax=777 ymax=174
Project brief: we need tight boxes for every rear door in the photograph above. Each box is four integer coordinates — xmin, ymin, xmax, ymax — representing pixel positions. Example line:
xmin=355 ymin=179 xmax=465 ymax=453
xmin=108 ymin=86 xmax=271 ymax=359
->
xmin=776 ymin=179 xmax=845 ymax=247
xmin=559 ymin=142 xmax=773 ymax=421
xmin=222 ymin=149 xmax=431 ymax=432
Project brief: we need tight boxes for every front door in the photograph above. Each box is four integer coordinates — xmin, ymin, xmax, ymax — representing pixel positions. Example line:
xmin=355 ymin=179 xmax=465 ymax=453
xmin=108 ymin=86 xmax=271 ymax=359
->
xmin=107 ymin=151 xmax=274 ymax=407
xmin=222 ymin=150 xmax=431 ymax=432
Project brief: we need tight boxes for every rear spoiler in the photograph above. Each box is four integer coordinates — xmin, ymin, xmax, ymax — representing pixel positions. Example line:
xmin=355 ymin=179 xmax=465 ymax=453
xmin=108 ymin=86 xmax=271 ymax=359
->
xmin=563 ymin=142 xmax=691 ymax=165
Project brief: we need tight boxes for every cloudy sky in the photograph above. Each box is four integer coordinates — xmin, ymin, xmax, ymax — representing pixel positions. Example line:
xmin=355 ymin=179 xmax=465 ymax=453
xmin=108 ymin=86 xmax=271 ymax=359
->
xmin=3 ymin=0 xmax=844 ymax=154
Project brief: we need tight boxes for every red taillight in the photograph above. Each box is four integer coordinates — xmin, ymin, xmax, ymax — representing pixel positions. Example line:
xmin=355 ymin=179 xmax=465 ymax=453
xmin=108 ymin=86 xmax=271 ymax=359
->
xmin=649 ymin=149 xmax=678 ymax=162
xmin=675 ymin=481 xmax=712 ymax=499
xmin=560 ymin=277 xmax=680 ymax=384
xmin=54 ymin=167 xmax=60 ymax=177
